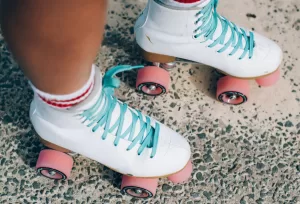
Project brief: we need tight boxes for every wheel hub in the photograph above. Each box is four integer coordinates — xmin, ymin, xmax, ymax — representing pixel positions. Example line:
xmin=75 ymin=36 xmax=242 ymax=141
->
xmin=133 ymin=188 xmax=143 ymax=195
xmin=48 ymin=170 xmax=57 ymax=176
xmin=229 ymin=94 xmax=237 ymax=100
xmin=148 ymin=85 xmax=157 ymax=91
xmin=122 ymin=186 xmax=153 ymax=198
xmin=138 ymin=82 xmax=166 ymax=96
xmin=218 ymin=91 xmax=247 ymax=105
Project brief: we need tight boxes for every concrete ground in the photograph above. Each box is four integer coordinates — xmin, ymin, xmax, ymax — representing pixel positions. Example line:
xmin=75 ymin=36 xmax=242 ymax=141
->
xmin=0 ymin=0 xmax=299 ymax=203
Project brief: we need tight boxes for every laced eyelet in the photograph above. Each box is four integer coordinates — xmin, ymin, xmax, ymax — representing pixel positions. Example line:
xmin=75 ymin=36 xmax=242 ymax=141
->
xmin=81 ymin=65 xmax=161 ymax=159
xmin=189 ymin=0 xmax=255 ymax=63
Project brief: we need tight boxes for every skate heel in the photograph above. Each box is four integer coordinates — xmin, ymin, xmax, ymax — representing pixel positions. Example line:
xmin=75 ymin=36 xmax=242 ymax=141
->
xmin=141 ymin=48 xmax=175 ymax=64
xmin=39 ymin=136 xmax=71 ymax=153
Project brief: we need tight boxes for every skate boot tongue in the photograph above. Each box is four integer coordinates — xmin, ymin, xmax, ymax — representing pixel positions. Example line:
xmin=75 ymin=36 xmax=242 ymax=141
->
xmin=194 ymin=0 xmax=255 ymax=60
xmin=80 ymin=65 xmax=160 ymax=158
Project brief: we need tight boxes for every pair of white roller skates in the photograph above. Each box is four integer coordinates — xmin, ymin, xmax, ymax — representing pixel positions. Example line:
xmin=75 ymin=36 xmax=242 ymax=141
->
xmin=32 ymin=0 xmax=282 ymax=198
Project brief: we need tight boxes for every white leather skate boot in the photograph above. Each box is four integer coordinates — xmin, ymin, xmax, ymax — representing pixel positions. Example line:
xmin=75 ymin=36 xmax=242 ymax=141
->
xmin=134 ymin=0 xmax=282 ymax=104
xmin=31 ymin=65 xmax=192 ymax=198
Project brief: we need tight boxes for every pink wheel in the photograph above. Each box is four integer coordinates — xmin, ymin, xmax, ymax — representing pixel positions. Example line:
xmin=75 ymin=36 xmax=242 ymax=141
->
xmin=121 ymin=176 xmax=158 ymax=198
xmin=168 ymin=160 xmax=193 ymax=184
xmin=256 ymin=69 xmax=280 ymax=87
xmin=36 ymin=149 xmax=73 ymax=180
xmin=136 ymin=66 xmax=170 ymax=96
xmin=216 ymin=76 xmax=250 ymax=105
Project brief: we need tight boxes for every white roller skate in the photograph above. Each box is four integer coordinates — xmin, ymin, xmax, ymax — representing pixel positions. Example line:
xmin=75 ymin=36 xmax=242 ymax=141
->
xmin=134 ymin=0 xmax=282 ymax=105
xmin=31 ymin=65 xmax=192 ymax=198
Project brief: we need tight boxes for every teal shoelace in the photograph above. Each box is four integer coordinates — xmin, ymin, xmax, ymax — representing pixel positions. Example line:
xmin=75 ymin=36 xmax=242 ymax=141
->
xmin=81 ymin=65 xmax=160 ymax=158
xmin=194 ymin=0 xmax=255 ymax=60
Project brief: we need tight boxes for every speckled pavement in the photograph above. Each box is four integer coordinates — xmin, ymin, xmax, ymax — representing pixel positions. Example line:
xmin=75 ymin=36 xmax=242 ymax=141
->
xmin=0 ymin=0 xmax=299 ymax=203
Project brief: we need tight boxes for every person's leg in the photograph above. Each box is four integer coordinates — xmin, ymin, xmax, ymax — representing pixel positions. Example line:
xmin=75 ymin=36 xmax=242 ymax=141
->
xmin=0 ymin=0 xmax=193 ymax=194
xmin=0 ymin=0 xmax=107 ymax=95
